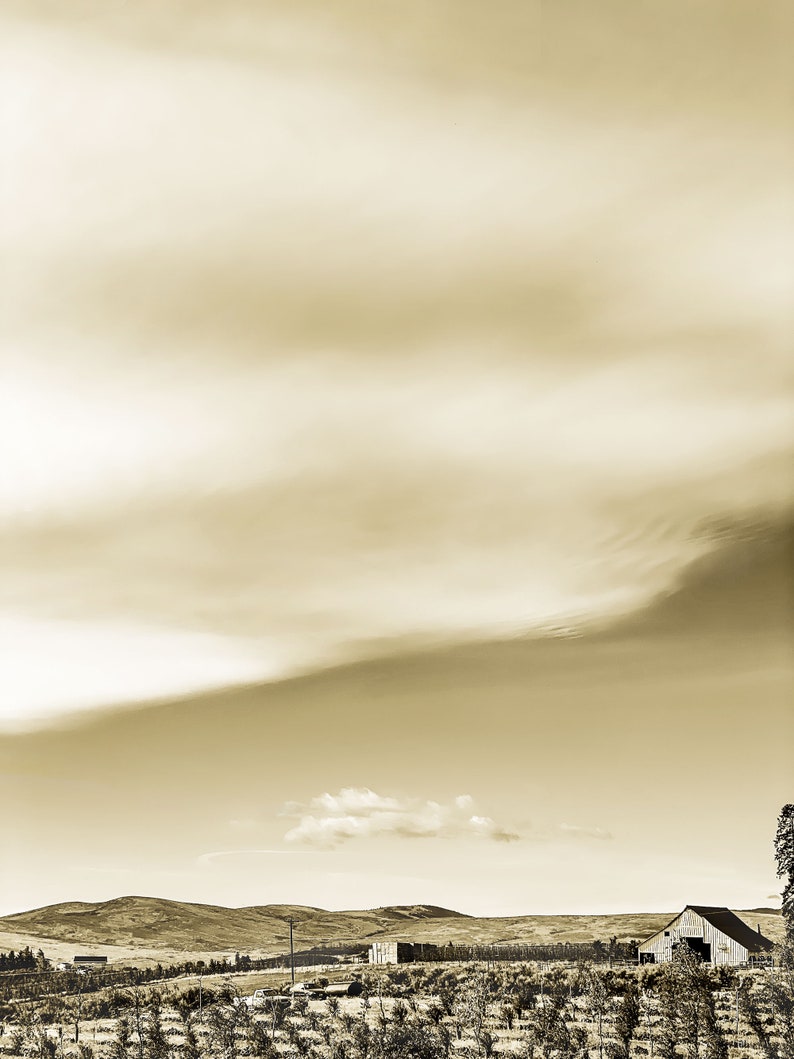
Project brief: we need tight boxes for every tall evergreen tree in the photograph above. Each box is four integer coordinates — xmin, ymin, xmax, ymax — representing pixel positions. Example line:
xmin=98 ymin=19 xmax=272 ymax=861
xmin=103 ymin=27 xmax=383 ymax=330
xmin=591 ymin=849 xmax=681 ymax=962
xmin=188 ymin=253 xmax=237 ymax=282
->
xmin=774 ymin=803 xmax=794 ymax=965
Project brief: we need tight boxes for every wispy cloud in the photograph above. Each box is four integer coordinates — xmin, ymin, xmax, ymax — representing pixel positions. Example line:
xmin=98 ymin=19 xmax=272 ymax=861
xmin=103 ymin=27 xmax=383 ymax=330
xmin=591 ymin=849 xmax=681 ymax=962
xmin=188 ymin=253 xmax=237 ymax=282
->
xmin=196 ymin=849 xmax=306 ymax=867
xmin=559 ymin=823 xmax=614 ymax=841
xmin=282 ymin=789 xmax=519 ymax=849
xmin=1 ymin=2 xmax=791 ymax=729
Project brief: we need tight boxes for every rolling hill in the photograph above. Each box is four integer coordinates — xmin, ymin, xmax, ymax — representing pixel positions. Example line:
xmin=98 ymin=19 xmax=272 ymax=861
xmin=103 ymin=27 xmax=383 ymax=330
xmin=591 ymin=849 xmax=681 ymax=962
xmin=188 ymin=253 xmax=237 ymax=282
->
xmin=0 ymin=897 xmax=467 ymax=953
xmin=0 ymin=897 xmax=783 ymax=966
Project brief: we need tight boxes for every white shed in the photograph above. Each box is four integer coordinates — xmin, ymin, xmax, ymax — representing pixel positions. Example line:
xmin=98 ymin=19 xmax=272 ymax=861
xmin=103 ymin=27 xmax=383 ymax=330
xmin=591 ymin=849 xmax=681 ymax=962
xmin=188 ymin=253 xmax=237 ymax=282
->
xmin=638 ymin=905 xmax=773 ymax=966
xmin=368 ymin=942 xmax=415 ymax=964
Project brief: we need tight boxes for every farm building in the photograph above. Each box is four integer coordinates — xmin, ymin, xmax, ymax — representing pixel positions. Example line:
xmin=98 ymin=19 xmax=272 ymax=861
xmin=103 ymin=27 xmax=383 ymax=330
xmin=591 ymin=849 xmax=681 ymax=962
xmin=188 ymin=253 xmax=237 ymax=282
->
xmin=638 ymin=906 xmax=774 ymax=966
xmin=368 ymin=942 xmax=416 ymax=964
xmin=368 ymin=942 xmax=442 ymax=964
xmin=72 ymin=955 xmax=108 ymax=966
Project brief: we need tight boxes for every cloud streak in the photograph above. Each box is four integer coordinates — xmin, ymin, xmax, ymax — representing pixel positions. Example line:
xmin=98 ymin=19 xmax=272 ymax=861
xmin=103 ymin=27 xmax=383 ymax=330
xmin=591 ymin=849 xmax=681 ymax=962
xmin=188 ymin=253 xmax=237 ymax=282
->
xmin=282 ymin=789 xmax=520 ymax=849
xmin=196 ymin=850 xmax=308 ymax=867
xmin=559 ymin=824 xmax=614 ymax=842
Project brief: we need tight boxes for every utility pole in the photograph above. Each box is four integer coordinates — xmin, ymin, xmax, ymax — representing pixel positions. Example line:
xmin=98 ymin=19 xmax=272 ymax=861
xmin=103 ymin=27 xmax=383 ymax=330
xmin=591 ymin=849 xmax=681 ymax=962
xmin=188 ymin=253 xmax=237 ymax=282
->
xmin=289 ymin=917 xmax=296 ymax=987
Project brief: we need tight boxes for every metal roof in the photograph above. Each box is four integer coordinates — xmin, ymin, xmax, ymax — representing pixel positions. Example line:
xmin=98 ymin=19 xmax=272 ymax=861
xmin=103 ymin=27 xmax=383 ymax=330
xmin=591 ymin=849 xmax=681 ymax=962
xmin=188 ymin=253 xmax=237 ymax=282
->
xmin=688 ymin=906 xmax=774 ymax=952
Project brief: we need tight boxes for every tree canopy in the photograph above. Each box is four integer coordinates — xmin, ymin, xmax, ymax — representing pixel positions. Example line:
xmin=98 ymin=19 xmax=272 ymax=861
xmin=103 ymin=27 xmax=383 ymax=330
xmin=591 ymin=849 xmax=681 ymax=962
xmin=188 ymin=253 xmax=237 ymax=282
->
xmin=774 ymin=803 xmax=794 ymax=962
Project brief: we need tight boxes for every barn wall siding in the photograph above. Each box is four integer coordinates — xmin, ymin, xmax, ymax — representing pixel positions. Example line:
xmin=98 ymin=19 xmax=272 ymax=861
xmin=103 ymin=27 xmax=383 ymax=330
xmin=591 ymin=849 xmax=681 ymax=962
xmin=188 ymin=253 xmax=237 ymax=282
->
xmin=368 ymin=942 xmax=399 ymax=964
xmin=368 ymin=942 xmax=416 ymax=964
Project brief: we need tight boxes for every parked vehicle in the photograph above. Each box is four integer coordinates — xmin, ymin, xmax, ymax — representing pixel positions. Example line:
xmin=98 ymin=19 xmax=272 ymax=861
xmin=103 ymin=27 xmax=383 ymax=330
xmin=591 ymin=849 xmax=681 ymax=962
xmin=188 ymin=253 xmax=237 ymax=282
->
xmin=288 ymin=981 xmax=323 ymax=997
xmin=234 ymin=988 xmax=291 ymax=1009
xmin=288 ymin=980 xmax=364 ymax=999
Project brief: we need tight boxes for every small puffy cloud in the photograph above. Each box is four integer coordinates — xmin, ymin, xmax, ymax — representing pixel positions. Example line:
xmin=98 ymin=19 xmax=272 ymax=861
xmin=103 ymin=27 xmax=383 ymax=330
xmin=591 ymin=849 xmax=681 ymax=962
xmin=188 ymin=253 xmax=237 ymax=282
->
xmin=311 ymin=788 xmax=403 ymax=816
xmin=283 ymin=787 xmax=519 ymax=848
xmin=559 ymin=823 xmax=613 ymax=841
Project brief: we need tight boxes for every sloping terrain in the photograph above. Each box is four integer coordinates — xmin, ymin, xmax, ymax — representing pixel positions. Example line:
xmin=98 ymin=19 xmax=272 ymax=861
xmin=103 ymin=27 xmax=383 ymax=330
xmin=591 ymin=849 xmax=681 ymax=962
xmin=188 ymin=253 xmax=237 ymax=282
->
xmin=0 ymin=898 xmax=469 ymax=952
xmin=0 ymin=897 xmax=783 ymax=964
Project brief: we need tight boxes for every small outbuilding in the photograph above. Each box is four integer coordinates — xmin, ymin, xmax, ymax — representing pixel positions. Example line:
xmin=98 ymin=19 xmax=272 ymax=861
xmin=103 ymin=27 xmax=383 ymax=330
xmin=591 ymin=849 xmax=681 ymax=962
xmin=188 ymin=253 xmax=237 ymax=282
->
xmin=368 ymin=942 xmax=416 ymax=965
xmin=368 ymin=942 xmax=441 ymax=964
xmin=638 ymin=906 xmax=774 ymax=966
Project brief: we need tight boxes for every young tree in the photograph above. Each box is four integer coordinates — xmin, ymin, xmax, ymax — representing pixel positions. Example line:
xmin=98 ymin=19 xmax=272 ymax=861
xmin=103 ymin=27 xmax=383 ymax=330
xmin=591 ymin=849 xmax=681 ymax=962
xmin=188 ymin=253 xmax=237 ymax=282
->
xmin=326 ymin=995 xmax=340 ymax=1018
xmin=584 ymin=969 xmax=609 ymax=1059
xmin=65 ymin=976 xmax=85 ymax=1045
xmin=453 ymin=973 xmax=493 ymax=1056
xmin=612 ymin=981 xmax=640 ymax=1059
xmin=17 ymin=1009 xmax=56 ymax=1059
xmin=109 ymin=1016 xmax=132 ymax=1059
xmin=144 ymin=1000 xmax=170 ymax=1059
xmin=128 ymin=987 xmax=147 ymax=1059
xmin=658 ymin=943 xmax=727 ymax=1059
xmin=738 ymin=979 xmax=776 ymax=1059
xmin=182 ymin=1019 xmax=202 ymax=1059
xmin=206 ymin=1001 xmax=249 ymax=1059
xmin=376 ymin=1018 xmax=452 ymax=1059
xmin=350 ymin=1014 xmax=373 ymax=1059
xmin=526 ymin=976 xmax=586 ymax=1059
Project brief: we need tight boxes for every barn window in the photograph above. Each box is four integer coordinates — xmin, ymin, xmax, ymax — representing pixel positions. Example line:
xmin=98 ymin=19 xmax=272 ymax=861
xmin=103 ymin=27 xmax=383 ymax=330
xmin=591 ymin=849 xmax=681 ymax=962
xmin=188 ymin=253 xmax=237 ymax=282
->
xmin=664 ymin=931 xmax=670 ymax=936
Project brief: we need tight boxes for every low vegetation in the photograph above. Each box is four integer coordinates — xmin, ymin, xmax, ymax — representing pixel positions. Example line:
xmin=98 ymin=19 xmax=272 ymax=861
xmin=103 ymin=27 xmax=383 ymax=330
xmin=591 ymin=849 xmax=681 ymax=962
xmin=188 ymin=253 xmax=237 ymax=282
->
xmin=0 ymin=951 xmax=793 ymax=1059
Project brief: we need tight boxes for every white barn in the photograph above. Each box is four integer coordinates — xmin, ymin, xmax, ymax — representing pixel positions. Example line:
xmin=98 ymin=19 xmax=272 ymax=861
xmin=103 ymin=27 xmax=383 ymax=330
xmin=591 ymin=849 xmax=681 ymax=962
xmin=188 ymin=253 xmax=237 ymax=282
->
xmin=638 ymin=905 xmax=773 ymax=966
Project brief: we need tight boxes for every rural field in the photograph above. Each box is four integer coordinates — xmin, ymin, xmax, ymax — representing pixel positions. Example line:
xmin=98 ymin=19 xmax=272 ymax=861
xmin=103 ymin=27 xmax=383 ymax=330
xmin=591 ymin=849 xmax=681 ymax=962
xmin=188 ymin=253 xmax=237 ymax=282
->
xmin=1 ymin=956 xmax=793 ymax=1058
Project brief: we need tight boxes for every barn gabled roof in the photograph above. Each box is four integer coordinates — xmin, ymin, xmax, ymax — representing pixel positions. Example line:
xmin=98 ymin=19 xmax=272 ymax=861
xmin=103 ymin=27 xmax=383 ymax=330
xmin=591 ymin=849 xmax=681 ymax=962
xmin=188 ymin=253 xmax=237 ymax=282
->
xmin=688 ymin=906 xmax=774 ymax=952
xmin=639 ymin=906 xmax=774 ymax=952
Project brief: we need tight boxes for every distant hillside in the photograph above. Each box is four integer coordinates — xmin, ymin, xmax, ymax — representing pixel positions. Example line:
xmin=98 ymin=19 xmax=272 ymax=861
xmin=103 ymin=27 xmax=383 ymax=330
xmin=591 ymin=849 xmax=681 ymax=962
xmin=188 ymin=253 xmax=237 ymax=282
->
xmin=0 ymin=897 xmax=783 ymax=964
xmin=0 ymin=897 xmax=470 ymax=955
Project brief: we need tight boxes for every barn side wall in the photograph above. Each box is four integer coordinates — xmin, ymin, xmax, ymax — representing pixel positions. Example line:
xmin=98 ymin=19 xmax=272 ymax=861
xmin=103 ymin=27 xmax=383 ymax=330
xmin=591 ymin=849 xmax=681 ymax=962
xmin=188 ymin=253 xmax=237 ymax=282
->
xmin=368 ymin=942 xmax=415 ymax=964
xmin=368 ymin=942 xmax=398 ymax=964
xmin=637 ymin=909 xmax=750 ymax=966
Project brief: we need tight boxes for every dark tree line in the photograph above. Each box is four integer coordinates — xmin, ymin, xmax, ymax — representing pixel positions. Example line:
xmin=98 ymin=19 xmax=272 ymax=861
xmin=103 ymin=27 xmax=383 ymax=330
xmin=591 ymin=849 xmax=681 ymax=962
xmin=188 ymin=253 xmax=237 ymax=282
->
xmin=0 ymin=957 xmax=241 ymax=1005
xmin=0 ymin=948 xmax=47 ymax=973
xmin=416 ymin=939 xmax=638 ymax=964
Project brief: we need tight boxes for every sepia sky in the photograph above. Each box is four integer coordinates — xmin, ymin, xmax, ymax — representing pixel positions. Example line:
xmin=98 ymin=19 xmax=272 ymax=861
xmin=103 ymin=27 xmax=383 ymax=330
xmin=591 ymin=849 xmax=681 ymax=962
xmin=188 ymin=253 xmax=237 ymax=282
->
xmin=1 ymin=1 xmax=792 ymax=918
